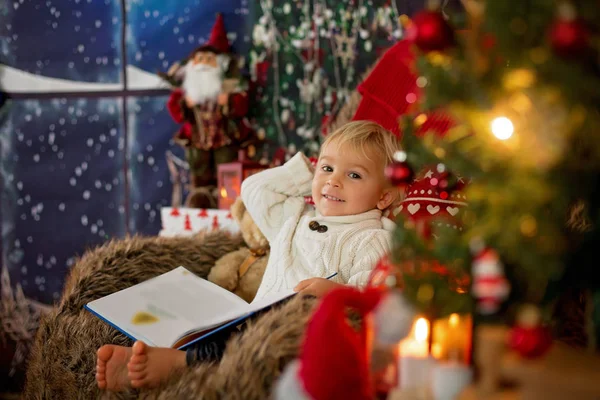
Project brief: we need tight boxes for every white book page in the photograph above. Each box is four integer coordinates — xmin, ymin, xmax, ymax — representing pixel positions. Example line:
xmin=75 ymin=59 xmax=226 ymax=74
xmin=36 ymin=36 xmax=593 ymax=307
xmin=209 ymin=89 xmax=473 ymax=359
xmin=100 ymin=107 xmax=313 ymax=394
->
xmin=86 ymin=267 xmax=250 ymax=347
xmin=247 ymin=288 xmax=297 ymax=313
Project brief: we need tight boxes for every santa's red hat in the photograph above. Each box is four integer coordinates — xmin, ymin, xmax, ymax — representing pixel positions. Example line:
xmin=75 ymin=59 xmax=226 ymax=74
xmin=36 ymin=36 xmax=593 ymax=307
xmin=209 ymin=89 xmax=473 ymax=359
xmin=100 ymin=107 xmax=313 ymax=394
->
xmin=352 ymin=39 xmax=453 ymax=138
xmin=275 ymin=287 xmax=383 ymax=400
xmin=196 ymin=13 xmax=230 ymax=54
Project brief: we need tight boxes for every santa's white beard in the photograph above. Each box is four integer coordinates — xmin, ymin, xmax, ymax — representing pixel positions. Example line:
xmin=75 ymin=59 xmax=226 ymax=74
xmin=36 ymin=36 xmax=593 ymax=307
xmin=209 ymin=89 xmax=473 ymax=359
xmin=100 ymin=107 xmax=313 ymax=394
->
xmin=183 ymin=63 xmax=223 ymax=106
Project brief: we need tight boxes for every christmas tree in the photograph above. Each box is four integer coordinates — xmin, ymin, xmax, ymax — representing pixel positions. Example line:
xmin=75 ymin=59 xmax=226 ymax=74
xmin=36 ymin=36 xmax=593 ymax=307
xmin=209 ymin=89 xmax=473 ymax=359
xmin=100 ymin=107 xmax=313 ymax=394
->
xmin=388 ymin=0 xmax=600 ymax=350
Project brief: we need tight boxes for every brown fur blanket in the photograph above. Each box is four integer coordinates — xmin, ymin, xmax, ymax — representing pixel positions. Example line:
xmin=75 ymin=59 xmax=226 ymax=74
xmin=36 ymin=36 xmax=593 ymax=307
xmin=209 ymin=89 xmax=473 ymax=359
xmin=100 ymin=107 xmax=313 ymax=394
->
xmin=23 ymin=232 xmax=318 ymax=399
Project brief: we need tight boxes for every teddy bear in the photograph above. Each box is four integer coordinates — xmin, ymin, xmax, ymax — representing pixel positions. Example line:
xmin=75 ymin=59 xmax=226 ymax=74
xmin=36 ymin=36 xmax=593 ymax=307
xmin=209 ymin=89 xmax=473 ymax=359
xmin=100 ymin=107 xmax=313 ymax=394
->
xmin=207 ymin=197 xmax=269 ymax=303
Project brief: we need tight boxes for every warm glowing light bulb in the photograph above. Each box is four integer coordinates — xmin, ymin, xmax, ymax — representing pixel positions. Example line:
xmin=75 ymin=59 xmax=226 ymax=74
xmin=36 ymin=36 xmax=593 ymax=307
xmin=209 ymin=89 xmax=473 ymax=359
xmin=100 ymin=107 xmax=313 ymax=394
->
xmin=415 ymin=318 xmax=429 ymax=341
xmin=491 ymin=117 xmax=514 ymax=140
xmin=220 ymin=187 xmax=228 ymax=198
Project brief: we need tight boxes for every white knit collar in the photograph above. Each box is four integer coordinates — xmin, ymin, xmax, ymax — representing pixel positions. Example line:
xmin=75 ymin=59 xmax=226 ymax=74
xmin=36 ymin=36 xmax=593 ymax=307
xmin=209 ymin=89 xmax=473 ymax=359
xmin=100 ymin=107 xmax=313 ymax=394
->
xmin=314 ymin=209 xmax=396 ymax=231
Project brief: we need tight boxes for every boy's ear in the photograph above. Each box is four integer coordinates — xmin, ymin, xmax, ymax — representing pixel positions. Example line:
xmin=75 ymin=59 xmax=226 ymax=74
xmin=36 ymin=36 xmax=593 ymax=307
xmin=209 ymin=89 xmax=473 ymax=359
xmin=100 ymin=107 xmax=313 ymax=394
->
xmin=377 ymin=187 xmax=398 ymax=211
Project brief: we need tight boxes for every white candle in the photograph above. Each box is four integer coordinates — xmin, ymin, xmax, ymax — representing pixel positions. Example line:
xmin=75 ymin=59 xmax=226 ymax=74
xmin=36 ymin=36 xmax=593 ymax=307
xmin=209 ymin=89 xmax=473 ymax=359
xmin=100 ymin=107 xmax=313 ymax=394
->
xmin=431 ymin=361 xmax=473 ymax=400
xmin=400 ymin=355 xmax=434 ymax=391
xmin=398 ymin=317 xmax=432 ymax=391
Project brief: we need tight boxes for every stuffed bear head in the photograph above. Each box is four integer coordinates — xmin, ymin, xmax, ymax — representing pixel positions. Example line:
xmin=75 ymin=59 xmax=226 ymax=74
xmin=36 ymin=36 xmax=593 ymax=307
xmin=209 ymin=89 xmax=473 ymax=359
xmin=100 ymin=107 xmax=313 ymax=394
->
xmin=231 ymin=197 xmax=269 ymax=250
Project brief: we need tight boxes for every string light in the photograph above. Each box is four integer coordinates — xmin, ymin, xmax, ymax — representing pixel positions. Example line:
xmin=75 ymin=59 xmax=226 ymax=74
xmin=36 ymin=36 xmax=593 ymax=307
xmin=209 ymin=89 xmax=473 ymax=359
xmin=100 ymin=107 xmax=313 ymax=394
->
xmin=491 ymin=116 xmax=514 ymax=140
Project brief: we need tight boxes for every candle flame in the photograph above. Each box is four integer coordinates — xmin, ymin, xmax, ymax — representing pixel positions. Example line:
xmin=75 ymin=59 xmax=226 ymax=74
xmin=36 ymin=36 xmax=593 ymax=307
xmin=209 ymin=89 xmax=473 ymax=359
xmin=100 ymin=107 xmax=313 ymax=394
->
xmin=415 ymin=318 xmax=429 ymax=341
xmin=220 ymin=187 xmax=227 ymax=198
xmin=449 ymin=313 xmax=459 ymax=328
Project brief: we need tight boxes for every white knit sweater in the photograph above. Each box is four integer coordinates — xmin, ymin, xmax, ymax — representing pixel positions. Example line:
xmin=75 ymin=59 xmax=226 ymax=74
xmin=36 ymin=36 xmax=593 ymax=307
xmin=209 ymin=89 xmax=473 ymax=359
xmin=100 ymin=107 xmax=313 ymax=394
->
xmin=241 ymin=152 xmax=396 ymax=300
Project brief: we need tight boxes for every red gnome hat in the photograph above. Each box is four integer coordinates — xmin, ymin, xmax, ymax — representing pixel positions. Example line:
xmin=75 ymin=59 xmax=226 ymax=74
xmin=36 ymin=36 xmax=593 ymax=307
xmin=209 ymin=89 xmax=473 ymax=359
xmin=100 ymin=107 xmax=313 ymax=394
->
xmin=290 ymin=287 xmax=382 ymax=400
xmin=198 ymin=13 xmax=230 ymax=54
xmin=352 ymin=39 xmax=453 ymax=138
xmin=275 ymin=288 xmax=383 ymax=399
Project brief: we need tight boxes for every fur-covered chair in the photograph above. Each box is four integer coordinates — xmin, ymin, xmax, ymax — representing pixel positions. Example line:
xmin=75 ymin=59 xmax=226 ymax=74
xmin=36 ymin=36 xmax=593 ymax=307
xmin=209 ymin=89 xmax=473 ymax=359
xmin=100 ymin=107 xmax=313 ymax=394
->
xmin=23 ymin=232 xmax=319 ymax=399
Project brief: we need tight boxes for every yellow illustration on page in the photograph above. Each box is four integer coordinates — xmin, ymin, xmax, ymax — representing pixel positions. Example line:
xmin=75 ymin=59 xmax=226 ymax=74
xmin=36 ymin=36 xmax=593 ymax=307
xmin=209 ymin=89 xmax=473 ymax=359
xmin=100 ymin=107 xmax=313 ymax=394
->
xmin=131 ymin=311 xmax=159 ymax=325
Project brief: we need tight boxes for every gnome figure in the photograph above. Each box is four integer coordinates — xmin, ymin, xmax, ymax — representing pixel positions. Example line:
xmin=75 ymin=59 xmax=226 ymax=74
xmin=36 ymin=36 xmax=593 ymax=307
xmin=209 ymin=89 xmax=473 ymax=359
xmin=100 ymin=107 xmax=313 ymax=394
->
xmin=275 ymin=287 xmax=383 ymax=400
xmin=165 ymin=13 xmax=251 ymax=208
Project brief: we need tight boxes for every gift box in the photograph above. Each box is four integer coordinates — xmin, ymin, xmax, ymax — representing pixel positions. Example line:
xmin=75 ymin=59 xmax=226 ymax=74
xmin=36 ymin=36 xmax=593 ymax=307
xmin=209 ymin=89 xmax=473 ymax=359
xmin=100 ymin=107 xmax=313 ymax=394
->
xmin=159 ymin=207 xmax=240 ymax=237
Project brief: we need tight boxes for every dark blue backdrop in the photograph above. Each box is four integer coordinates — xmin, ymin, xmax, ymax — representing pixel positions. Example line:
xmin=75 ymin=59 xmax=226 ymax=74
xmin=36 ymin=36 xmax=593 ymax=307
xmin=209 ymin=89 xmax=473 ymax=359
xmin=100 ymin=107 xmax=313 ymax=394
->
xmin=0 ymin=0 xmax=252 ymax=305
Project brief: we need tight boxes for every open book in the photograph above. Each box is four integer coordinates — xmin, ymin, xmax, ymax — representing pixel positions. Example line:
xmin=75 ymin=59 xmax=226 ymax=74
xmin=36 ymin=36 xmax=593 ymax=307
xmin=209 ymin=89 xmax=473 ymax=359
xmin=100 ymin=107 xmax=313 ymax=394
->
xmin=85 ymin=267 xmax=328 ymax=350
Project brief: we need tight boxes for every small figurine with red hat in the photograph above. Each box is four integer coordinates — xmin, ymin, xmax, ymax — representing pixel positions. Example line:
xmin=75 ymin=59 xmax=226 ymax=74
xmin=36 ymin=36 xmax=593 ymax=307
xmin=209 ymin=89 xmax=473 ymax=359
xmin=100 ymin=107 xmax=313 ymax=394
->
xmin=469 ymin=238 xmax=510 ymax=315
xmin=274 ymin=286 xmax=415 ymax=400
xmin=162 ymin=13 xmax=254 ymax=208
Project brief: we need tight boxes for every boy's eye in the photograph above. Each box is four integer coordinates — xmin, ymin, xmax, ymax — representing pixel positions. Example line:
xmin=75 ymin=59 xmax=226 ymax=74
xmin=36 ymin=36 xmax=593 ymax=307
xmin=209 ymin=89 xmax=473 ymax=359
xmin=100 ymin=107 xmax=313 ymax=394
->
xmin=348 ymin=172 xmax=361 ymax=179
xmin=321 ymin=165 xmax=333 ymax=172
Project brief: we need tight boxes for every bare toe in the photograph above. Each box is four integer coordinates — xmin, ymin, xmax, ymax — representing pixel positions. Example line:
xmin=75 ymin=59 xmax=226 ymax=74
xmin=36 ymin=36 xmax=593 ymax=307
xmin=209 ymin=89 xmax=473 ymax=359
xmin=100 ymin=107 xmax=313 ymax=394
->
xmin=95 ymin=345 xmax=133 ymax=392
xmin=129 ymin=353 xmax=148 ymax=365
xmin=132 ymin=340 xmax=148 ymax=355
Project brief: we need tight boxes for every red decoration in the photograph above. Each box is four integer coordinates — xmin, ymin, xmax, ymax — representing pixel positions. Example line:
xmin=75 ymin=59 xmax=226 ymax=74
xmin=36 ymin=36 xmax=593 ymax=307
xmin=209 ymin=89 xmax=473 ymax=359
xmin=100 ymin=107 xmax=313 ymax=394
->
xmin=471 ymin=246 xmax=510 ymax=315
xmin=297 ymin=288 xmax=383 ymax=400
xmin=198 ymin=209 xmax=209 ymax=218
xmin=509 ymin=326 xmax=553 ymax=358
xmin=217 ymin=150 xmax=268 ymax=210
xmin=184 ymin=214 xmax=192 ymax=231
xmin=385 ymin=161 xmax=414 ymax=186
xmin=409 ymin=10 xmax=454 ymax=53
xmin=226 ymin=212 xmax=233 ymax=219
xmin=199 ymin=13 xmax=230 ymax=54
xmin=212 ymin=215 xmax=220 ymax=230
xmin=254 ymin=60 xmax=270 ymax=86
xmin=367 ymin=256 xmax=398 ymax=291
xmin=321 ymin=114 xmax=330 ymax=136
xmin=549 ymin=17 xmax=589 ymax=57
xmin=170 ymin=208 xmax=181 ymax=217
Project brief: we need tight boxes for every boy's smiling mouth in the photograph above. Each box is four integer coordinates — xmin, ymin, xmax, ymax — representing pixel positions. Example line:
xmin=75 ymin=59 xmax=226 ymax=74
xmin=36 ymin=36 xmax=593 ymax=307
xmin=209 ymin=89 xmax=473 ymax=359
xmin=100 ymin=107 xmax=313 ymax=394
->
xmin=322 ymin=194 xmax=345 ymax=202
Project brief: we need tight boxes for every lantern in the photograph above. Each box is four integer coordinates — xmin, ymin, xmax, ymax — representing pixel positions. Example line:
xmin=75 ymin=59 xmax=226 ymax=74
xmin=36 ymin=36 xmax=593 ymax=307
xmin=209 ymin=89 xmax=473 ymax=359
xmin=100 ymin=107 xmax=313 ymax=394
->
xmin=217 ymin=150 xmax=268 ymax=210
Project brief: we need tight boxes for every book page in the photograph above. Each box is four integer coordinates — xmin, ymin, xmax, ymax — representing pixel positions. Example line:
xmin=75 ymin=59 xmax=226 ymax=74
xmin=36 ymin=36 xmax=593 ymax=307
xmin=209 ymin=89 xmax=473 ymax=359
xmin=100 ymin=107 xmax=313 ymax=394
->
xmin=86 ymin=267 xmax=249 ymax=347
xmin=247 ymin=288 xmax=297 ymax=313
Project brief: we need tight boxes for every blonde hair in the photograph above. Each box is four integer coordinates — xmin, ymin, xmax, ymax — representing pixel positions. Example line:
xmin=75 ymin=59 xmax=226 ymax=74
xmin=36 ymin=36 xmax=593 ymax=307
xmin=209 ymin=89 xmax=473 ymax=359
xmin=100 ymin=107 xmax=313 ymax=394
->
xmin=320 ymin=120 xmax=401 ymax=167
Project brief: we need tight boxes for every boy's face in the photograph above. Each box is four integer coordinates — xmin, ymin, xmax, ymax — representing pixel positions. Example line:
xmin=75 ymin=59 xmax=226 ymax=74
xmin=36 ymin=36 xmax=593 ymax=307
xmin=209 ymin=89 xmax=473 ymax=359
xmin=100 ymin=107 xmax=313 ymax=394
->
xmin=312 ymin=142 xmax=393 ymax=217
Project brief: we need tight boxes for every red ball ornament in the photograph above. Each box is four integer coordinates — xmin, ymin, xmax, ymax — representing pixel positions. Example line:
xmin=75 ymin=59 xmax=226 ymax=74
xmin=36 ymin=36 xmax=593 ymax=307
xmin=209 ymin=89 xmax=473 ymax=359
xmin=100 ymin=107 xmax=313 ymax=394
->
xmin=509 ymin=325 xmax=553 ymax=358
xmin=385 ymin=161 xmax=414 ymax=187
xmin=549 ymin=18 xmax=589 ymax=57
xmin=409 ymin=10 xmax=455 ymax=52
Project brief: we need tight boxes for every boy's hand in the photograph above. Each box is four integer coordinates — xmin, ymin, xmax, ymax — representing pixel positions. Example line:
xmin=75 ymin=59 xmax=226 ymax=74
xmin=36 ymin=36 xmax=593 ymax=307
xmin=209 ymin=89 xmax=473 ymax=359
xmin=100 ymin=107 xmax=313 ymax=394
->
xmin=294 ymin=278 xmax=343 ymax=298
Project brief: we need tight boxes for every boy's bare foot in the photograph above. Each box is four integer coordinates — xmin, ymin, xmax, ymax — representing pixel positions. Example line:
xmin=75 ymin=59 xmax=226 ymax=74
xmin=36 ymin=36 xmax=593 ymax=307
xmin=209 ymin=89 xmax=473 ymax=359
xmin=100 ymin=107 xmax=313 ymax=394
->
xmin=96 ymin=345 xmax=132 ymax=391
xmin=127 ymin=341 xmax=187 ymax=389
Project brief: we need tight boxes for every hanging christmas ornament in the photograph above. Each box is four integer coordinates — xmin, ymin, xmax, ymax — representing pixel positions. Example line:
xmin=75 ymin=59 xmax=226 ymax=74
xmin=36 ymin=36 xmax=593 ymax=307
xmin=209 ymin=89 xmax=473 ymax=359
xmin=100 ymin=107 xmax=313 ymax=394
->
xmin=368 ymin=256 xmax=401 ymax=291
xmin=254 ymin=60 xmax=270 ymax=86
xmin=385 ymin=151 xmax=414 ymax=186
xmin=408 ymin=9 xmax=455 ymax=52
xmin=508 ymin=304 xmax=553 ymax=358
xmin=334 ymin=29 xmax=357 ymax=67
xmin=548 ymin=2 xmax=589 ymax=58
xmin=386 ymin=162 xmax=414 ymax=186
xmin=469 ymin=239 xmax=510 ymax=315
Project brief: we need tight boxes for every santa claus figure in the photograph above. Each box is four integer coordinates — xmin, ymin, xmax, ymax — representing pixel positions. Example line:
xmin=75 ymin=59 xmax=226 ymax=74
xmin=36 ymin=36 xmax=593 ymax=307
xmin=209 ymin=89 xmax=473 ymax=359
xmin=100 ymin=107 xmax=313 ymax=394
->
xmin=470 ymin=240 xmax=510 ymax=315
xmin=165 ymin=13 xmax=251 ymax=208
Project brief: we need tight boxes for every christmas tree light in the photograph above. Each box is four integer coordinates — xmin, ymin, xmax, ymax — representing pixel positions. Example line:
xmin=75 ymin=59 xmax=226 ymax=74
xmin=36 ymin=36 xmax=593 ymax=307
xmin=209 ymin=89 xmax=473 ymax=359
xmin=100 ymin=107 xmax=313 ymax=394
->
xmin=490 ymin=117 xmax=514 ymax=140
